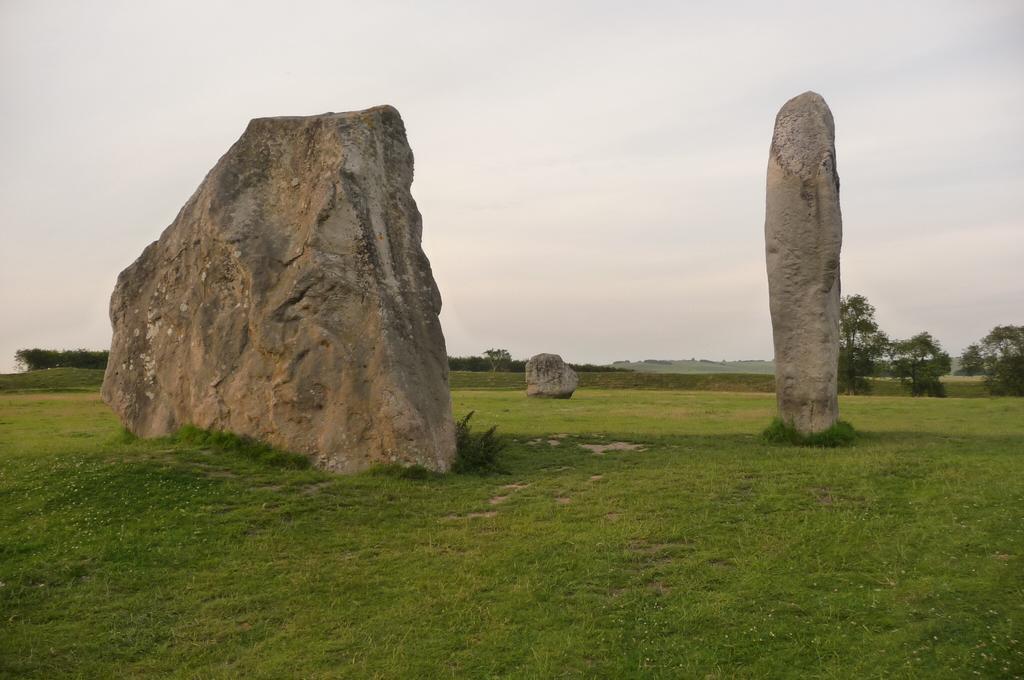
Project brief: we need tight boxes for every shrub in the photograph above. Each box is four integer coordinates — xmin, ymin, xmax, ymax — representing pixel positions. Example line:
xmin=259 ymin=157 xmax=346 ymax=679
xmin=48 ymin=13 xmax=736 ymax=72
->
xmin=762 ymin=418 xmax=856 ymax=447
xmin=452 ymin=411 xmax=506 ymax=474
xmin=173 ymin=425 xmax=310 ymax=469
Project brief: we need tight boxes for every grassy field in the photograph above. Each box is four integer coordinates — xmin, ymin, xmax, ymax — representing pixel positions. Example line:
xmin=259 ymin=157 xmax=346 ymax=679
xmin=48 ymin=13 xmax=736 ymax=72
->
xmin=451 ymin=371 xmax=989 ymax=398
xmin=1 ymin=381 xmax=1023 ymax=677
xmin=0 ymin=367 xmax=105 ymax=392
xmin=609 ymin=359 xmax=776 ymax=375
xmin=869 ymin=376 xmax=989 ymax=398
xmin=0 ymin=368 xmax=987 ymax=399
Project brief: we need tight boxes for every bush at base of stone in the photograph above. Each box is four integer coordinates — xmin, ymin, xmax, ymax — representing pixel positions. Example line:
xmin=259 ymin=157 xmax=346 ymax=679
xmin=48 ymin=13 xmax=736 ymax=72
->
xmin=452 ymin=411 xmax=506 ymax=474
xmin=762 ymin=418 xmax=857 ymax=448
xmin=173 ymin=425 xmax=310 ymax=469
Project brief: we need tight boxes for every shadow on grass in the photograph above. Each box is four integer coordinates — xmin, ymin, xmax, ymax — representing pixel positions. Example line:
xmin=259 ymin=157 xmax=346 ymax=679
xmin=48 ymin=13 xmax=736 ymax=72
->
xmin=105 ymin=422 xmax=1021 ymax=497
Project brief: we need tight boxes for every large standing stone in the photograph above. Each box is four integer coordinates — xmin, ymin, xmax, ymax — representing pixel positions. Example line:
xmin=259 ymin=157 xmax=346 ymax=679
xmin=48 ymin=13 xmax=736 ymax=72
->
xmin=764 ymin=91 xmax=842 ymax=433
xmin=102 ymin=106 xmax=455 ymax=473
xmin=526 ymin=354 xmax=579 ymax=398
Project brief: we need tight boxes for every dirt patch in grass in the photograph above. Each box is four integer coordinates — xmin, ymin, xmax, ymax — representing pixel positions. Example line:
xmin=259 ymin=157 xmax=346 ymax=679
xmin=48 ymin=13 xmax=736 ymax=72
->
xmin=299 ymin=481 xmax=332 ymax=495
xmin=629 ymin=541 xmax=689 ymax=556
xmin=647 ymin=580 xmax=670 ymax=595
xmin=488 ymin=495 xmax=509 ymax=505
xmin=581 ymin=442 xmax=645 ymax=455
xmin=811 ymin=487 xmax=834 ymax=505
xmin=443 ymin=511 xmax=498 ymax=520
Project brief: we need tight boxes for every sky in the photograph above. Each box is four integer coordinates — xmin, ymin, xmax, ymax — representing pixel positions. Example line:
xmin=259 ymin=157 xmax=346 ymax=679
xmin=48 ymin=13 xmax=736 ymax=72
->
xmin=1 ymin=1 xmax=1022 ymax=372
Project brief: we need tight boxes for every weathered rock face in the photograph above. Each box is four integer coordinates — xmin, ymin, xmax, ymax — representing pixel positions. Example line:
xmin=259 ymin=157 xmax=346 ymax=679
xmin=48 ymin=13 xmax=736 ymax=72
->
xmin=525 ymin=354 xmax=578 ymax=398
xmin=764 ymin=91 xmax=843 ymax=433
xmin=102 ymin=106 xmax=455 ymax=473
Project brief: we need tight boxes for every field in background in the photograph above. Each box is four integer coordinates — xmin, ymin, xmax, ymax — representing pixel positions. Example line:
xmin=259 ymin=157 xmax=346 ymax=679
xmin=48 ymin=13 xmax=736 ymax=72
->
xmin=0 ymin=368 xmax=988 ymax=399
xmin=610 ymin=359 xmax=776 ymax=374
xmin=0 ymin=367 xmax=105 ymax=392
xmin=1 ymin=376 xmax=1022 ymax=677
xmin=450 ymin=370 xmax=776 ymax=393
xmin=611 ymin=358 xmax=974 ymax=376
xmin=451 ymin=371 xmax=989 ymax=398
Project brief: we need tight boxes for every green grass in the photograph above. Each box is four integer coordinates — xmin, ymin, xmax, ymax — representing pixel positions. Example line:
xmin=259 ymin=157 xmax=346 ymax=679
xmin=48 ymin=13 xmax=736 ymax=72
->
xmin=869 ymin=376 xmax=990 ymax=398
xmin=0 ymin=369 xmax=988 ymax=399
xmin=2 ymin=387 xmax=1023 ymax=677
xmin=452 ymin=371 xmax=989 ymax=397
xmin=449 ymin=370 xmax=527 ymax=389
xmin=0 ymin=367 xmax=105 ymax=392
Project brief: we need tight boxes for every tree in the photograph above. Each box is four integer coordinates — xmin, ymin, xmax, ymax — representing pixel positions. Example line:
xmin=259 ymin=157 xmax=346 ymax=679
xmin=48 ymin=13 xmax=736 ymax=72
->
xmin=958 ymin=344 xmax=986 ymax=376
xmin=968 ymin=325 xmax=1024 ymax=396
xmin=889 ymin=332 xmax=951 ymax=397
xmin=14 ymin=348 xmax=109 ymax=372
xmin=838 ymin=294 xmax=890 ymax=394
xmin=482 ymin=348 xmax=512 ymax=372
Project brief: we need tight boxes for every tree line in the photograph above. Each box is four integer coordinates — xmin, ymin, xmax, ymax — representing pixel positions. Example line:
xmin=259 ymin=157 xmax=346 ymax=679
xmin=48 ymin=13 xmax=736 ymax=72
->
xmin=13 ymin=346 xmax=621 ymax=375
xmin=449 ymin=348 xmax=625 ymax=373
xmin=14 ymin=348 xmax=110 ymax=372
xmin=839 ymin=294 xmax=1023 ymax=397
xmin=15 ymin=321 xmax=1021 ymax=397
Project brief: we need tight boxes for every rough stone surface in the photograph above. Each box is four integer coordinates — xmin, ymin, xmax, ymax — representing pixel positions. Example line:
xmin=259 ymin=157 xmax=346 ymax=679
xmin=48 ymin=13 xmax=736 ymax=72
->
xmin=102 ymin=105 xmax=455 ymax=473
xmin=764 ymin=91 xmax=843 ymax=433
xmin=525 ymin=354 xmax=578 ymax=399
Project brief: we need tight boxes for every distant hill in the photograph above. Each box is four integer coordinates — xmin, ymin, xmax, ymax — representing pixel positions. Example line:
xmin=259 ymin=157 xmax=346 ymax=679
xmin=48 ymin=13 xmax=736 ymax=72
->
xmin=0 ymin=367 xmax=105 ymax=392
xmin=609 ymin=359 xmax=776 ymax=375
xmin=611 ymin=357 xmax=970 ymax=377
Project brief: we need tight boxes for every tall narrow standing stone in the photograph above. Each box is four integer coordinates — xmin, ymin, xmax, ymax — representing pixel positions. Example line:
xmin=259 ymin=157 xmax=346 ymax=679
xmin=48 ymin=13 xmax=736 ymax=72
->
xmin=764 ymin=91 xmax=842 ymax=433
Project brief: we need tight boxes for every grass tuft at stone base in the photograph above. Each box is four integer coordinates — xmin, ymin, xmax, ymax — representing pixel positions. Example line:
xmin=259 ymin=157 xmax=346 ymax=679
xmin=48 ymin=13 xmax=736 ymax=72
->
xmin=173 ymin=425 xmax=310 ymax=469
xmin=368 ymin=463 xmax=438 ymax=480
xmin=762 ymin=418 xmax=857 ymax=447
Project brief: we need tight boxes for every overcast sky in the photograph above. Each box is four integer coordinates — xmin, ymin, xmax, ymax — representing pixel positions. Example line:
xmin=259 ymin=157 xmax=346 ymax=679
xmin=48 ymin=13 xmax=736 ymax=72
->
xmin=1 ymin=1 xmax=1022 ymax=372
